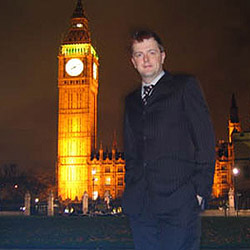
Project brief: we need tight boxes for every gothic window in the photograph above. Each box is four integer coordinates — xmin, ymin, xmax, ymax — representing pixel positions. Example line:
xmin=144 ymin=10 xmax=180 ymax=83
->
xmin=105 ymin=177 xmax=111 ymax=185
xmin=118 ymin=177 xmax=123 ymax=186
xmin=118 ymin=166 xmax=123 ymax=172
xmin=221 ymin=165 xmax=227 ymax=170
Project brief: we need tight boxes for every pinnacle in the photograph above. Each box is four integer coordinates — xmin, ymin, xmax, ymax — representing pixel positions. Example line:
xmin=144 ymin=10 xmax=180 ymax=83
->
xmin=72 ymin=0 xmax=86 ymax=18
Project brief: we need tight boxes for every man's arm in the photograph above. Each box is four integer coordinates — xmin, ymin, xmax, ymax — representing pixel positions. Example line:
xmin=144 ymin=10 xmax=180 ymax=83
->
xmin=123 ymin=98 xmax=137 ymax=185
xmin=183 ymin=77 xmax=216 ymax=199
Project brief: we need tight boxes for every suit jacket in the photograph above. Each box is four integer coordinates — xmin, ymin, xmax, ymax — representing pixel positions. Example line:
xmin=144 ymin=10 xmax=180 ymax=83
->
xmin=122 ymin=71 xmax=215 ymax=222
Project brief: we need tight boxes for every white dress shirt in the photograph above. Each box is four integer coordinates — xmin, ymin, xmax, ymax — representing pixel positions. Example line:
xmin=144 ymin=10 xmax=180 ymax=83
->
xmin=141 ymin=71 xmax=165 ymax=97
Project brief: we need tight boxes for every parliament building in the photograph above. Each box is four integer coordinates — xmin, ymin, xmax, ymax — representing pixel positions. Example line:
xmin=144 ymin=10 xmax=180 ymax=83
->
xmin=213 ymin=94 xmax=250 ymax=207
xmin=57 ymin=0 xmax=250 ymax=203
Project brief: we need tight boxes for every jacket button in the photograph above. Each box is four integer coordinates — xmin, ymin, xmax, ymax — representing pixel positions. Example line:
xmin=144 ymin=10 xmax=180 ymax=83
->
xmin=143 ymin=111 xmax=146 ymax=115
xmin=143 ymin=136 xmax=147 ymax=141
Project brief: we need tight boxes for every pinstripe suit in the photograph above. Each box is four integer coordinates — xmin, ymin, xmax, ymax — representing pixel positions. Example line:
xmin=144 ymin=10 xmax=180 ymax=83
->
xmin=122 ymin=71 xmax=215 ymax=249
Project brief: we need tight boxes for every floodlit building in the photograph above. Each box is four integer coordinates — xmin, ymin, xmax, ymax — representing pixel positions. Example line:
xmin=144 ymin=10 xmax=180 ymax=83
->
xmin=57 ymin=0 xmax=125 ymax=201
xmin=212 ymin=94 xmax=240 ymax=198
xmin=213 ymin=93 xmax=250 ymax=206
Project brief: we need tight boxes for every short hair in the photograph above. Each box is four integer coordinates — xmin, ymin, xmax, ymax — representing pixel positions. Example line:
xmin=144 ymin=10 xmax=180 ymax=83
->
xmin=129 ymin=29 xmax=165 ymax=55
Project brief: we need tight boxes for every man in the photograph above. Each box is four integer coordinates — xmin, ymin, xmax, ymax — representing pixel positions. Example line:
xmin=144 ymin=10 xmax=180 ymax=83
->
xmin=122 ymin=30 xmax=215 ymax=250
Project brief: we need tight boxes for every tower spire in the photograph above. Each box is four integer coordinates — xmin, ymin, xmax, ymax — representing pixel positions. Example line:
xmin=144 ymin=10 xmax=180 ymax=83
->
xmin=230 ymin=93 xmax=239 ymax=123
xmin=112 ymin=130 xmax=118 ymax=150
xmin=72 ymin=0 xmax=86 ymax=18
xmin=62 ymin=0 xmax=90 ymax=44
xmin=228 ymin=93 xmax=241 ymax=143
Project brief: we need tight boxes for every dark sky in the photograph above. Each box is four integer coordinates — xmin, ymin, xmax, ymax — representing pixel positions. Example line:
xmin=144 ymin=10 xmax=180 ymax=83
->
xmin=0 ymin=0 xmax=250 ymax=175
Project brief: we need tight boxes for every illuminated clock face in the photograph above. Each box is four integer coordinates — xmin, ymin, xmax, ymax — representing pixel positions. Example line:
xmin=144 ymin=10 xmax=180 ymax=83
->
xmin=76 ymin=23 xmax=83 ymax=28
xmin=65 ymin=58 xmax=84 ymax=76
xmin=93 ymin=62 xmax=97 ymax=80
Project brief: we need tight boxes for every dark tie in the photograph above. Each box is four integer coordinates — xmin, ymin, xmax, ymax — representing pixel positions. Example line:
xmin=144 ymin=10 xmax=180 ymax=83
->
xmin=142 ymin=85 xmax=154 ymax=105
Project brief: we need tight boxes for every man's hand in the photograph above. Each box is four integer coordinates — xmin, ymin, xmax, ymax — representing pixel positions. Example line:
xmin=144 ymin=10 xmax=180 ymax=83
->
xmin=196 ymin=195 xmax=203 ymax=206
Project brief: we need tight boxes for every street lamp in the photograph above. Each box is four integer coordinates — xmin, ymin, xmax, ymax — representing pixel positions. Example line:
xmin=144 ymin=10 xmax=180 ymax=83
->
xmin=232 ymin=167 xmax=240 ymax=216
xmin=233 ymin=167 xmax=239 ymax=176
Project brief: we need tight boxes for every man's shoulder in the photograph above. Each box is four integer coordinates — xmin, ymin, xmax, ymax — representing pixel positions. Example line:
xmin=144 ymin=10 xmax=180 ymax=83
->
xmin=156 ymin=72 xmax=196 ymax=93
xmin=166 ymin=72 xmax=200 ymax=92
xmin=170 ymin=72 xmax=197 ymax=84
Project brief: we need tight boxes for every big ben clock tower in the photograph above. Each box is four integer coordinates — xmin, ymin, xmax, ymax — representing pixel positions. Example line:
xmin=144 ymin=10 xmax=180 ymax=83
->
xmin=57 ymin=0 xmax=99 ymax=200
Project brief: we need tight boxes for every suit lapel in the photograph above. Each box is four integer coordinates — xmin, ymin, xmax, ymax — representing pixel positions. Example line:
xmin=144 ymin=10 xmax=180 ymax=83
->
xmin=131 ymin=87 xmax=144 ymax=109
xmin=146 ymin=71 xmax=174 ymax=106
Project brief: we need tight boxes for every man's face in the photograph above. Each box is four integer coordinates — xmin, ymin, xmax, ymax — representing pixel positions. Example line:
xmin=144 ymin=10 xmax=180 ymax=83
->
xmin=131 ymin=38 xmax=166 ymax=84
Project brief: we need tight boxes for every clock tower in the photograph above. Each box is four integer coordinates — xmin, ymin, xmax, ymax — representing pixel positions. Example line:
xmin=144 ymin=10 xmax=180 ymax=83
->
xmin=57 ymin=0 xmax=99 ymax=200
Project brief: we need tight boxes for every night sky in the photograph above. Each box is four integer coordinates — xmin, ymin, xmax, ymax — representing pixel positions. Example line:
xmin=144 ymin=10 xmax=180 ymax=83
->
xmin=1 ymin=0 xmax=250 ymax=175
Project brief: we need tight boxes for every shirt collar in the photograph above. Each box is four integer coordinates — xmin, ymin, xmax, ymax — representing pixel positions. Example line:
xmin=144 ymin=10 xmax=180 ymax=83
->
xmin=141 ymin=71 xmax=165 ymax=95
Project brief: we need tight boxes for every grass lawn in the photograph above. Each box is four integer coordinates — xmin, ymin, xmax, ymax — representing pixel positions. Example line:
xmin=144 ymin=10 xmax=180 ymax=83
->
xmin=0 ymin=216 xmax=250 ymax=249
